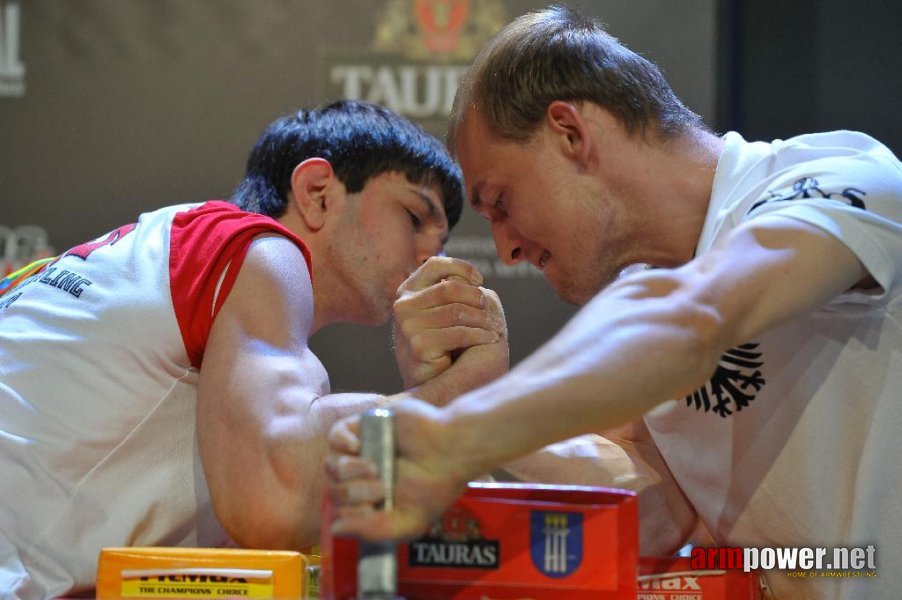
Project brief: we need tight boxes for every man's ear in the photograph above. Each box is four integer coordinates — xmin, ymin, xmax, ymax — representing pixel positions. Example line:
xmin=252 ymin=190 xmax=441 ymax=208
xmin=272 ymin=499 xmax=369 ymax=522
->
xmin=289 ymin=158 xmax=337 ymax=231
xmin=546 ymin=101 xmax=592 ymax=167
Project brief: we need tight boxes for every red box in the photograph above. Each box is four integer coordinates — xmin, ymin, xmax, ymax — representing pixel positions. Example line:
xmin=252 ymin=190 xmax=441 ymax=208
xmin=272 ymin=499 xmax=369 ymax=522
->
xmin=638 ymin=556 xmax=763 ymax=600
xmin=321 ymin=482 xmax=638 ymax=599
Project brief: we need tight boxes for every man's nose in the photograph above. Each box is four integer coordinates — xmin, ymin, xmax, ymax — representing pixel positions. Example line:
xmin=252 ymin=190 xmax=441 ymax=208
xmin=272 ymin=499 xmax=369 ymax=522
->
xmin=491 ymin=220 xmax=524 ymax=266
xmin=416 ymin=232 xmax=445 ymax=265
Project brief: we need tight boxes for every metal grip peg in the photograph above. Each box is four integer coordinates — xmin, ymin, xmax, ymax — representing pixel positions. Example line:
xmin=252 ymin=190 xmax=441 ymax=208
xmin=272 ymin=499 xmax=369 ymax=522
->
xmin=357 ymin=407 xmax=401 ymax=600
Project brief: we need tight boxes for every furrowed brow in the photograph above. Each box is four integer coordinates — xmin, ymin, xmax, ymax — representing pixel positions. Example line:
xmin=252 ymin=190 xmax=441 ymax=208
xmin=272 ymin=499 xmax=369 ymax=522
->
xmin=469 ymin=186 xmax=483 ymax=209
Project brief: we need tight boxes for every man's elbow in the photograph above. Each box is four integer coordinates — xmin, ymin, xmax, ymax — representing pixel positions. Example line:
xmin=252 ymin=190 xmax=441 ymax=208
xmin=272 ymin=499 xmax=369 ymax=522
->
xmin=215 ymin=485 xmax=322 ymax=551
xmin=212 ymin=434 xmax=324 ymax=549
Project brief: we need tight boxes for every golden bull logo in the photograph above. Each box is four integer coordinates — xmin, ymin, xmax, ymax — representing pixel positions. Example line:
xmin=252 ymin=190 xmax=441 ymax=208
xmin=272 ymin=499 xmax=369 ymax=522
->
xmin=530 ymin=511 xmax=583 ymax=578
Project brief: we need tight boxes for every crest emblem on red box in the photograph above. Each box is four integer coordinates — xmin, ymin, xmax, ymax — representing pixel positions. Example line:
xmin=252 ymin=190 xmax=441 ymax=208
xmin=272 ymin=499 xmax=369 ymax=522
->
xmin=530 ymin=511 xmax=584 ymax=578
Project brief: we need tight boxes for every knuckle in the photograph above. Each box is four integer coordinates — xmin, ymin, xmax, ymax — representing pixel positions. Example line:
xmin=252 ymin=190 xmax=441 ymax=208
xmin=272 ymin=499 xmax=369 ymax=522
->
xmin=409 ymin=335 xmax=426 ymax=355
xmin=398 ymin=320 xmax=416 ymax=336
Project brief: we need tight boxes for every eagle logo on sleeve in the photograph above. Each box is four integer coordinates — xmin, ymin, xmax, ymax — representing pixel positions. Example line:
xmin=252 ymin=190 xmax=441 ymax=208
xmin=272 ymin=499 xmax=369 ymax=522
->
xmin=686 ymin=343 xmax=766 ymax=417
xmin=749 ymin=176 xmax=867 ymax=213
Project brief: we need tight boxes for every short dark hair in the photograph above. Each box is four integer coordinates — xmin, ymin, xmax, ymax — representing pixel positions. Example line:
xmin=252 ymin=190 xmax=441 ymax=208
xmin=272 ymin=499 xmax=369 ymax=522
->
xmin=233 ymin=99 xmax=463 ymax=228
xmin=448 ymin=4 xmax=706 ymax=152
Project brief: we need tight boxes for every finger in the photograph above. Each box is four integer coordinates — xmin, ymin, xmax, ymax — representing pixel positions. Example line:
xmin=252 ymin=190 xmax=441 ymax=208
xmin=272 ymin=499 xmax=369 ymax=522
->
xmin=327 ymin=478 xmax=387 ymax=506
xmin=480 ymin=287 xmax=504 ymax=317
xmin=331 ymin=503 xmax=378 ymax=525
xmin=323 ymin=453 xmax=377 ymax=482
xmin=397 ymin=303 xmax=506 ymax=335
xmin=331 ymin=509 xmax=382 ymax=539
xmin=400 ymin=257 xmax=483 ymax=293
xmin=332 ymin=509 xmax=430 ymax=542
xmin=479 ymin=287 xmax=507 ymax=337
xmin=327 ymin=416 xmax=362 ymax=454
xmin=396 ymin=279 xmax=490 ymax=314
xmin=407 ymin=327 xmax=501 ymax=358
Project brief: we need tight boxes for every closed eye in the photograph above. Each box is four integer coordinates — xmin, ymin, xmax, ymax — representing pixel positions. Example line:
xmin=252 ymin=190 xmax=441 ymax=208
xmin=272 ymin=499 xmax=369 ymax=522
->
xmin=406 ymin=209 xmax=423 ymax=230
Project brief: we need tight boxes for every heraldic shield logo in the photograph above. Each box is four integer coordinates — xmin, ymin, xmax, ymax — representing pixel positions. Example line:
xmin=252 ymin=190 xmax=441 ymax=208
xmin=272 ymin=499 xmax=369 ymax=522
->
xmin=529 ymin=511 xmax=583 ymax=578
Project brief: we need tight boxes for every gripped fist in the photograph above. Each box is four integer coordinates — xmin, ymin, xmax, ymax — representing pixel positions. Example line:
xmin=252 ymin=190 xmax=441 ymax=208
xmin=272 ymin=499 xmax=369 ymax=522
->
xmin=393 ymin=257 xmax=507 ymax=389
xmin=326 ymin=399 xmax=471 ymax=542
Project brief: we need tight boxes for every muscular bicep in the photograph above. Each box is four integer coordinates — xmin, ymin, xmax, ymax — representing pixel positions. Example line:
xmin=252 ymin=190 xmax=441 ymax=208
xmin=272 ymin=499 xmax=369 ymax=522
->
xmin=684 ymin=215 xmax=868 ymax=349
xmin=195 ymin=235 xmax=328 ymax=545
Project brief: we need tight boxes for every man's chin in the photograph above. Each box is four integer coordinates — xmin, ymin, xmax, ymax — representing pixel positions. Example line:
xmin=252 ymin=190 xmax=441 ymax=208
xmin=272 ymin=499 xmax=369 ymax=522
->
xmin=546 ymin=271 xmax=606 ymax=307
xmin=371 ymin=302 xmax=396 ymax=327
xmin=344 ymin=300 xmax=393 ymax=327
xmin=545 ymin=274 xmax=581 ymax=306
xmin=364 ymin=310 xmax=393 ymax=328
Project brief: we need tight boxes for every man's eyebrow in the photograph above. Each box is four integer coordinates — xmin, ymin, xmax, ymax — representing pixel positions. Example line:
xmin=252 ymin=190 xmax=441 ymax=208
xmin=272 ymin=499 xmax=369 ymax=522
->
xmin=411 ymin=188 xmax=440 ymax=219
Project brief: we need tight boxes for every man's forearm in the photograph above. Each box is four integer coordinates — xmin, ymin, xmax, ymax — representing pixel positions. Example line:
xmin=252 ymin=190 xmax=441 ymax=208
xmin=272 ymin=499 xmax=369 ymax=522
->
xmin=491 ymin=434 xmax=650 ymax=488
xmin=406 ymin=337 xmax=508 ymax=407
xmin=440 ymin=276 xmax=727 ymax=482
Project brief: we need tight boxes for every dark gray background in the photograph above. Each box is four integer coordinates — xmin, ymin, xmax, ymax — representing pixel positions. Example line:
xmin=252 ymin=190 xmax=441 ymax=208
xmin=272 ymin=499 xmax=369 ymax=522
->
xmin=1 ymin=0 xmax=898 ymax=394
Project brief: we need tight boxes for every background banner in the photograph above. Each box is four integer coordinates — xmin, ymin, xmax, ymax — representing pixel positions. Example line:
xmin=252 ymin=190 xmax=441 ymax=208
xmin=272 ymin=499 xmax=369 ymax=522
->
xmin=4 ymin=0 xmax=832 ymax=392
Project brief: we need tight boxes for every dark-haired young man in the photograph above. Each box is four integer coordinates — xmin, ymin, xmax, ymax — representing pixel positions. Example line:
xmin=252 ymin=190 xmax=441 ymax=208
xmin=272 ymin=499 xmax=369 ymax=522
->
xmin=0 ymin=100 xmax=511 ymax=598
xmin=326 ymin=7 xmax=902 ymax=599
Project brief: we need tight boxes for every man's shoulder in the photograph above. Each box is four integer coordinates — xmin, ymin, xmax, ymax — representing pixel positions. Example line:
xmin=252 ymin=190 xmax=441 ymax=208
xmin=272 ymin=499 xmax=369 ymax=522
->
xmin=723 ymin=129 xmax=898 ymax=164
xmin=769 ymin=130 xmax=899 ymax=169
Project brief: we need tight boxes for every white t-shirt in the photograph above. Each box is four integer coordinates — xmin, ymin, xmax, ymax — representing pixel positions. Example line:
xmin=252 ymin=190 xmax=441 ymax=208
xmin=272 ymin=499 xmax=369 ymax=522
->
xmin=0 ymin=202 xmax=311 ymax=599
xmin=644 ymin=131 xmax=902 ymax=599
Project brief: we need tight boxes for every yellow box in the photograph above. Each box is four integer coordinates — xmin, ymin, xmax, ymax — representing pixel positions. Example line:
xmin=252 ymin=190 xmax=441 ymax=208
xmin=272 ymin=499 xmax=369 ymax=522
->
xmin=96 ymin=547 xmax=307 ymax=599
xmin=304 ymin=552 xmax=320 ymax=600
